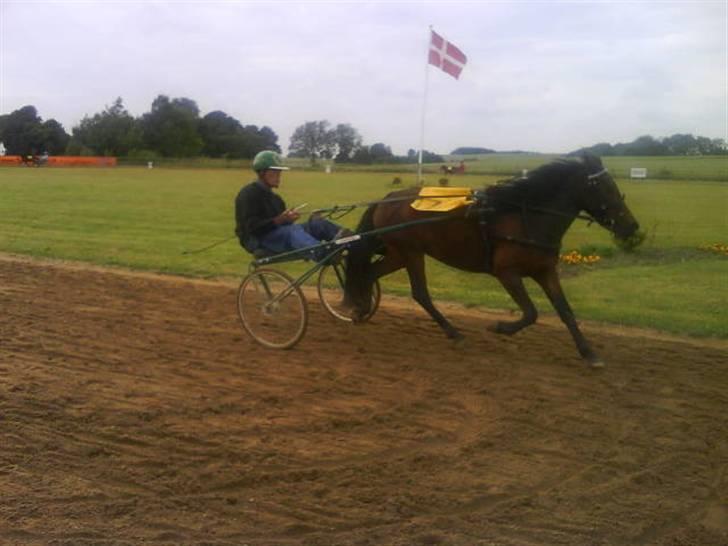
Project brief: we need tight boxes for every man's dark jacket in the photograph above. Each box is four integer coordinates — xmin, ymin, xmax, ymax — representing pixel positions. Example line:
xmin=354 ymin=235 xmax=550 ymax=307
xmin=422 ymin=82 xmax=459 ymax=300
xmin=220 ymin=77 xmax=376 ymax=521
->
xmin=235 ymin=180 xmax=286 ymax=251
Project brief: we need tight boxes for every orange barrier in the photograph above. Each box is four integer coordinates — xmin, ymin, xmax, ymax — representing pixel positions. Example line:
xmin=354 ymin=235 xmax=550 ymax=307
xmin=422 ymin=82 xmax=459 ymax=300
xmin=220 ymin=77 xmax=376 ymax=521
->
xmin=0 ymin=156 xmax=22 ymax=165
xmin=0 ymin=155 xmax=117 ymax=167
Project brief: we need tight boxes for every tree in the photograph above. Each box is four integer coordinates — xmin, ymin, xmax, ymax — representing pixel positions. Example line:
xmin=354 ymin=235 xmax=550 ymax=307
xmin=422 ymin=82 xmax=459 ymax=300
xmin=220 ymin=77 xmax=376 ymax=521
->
xmin=0 ymin=105 xmax=42 ymax=155
xmin=257 ymin=126 xmax=281 ymax=153
xmin=198 ymin=112 xmax=281 ymax=159
xmin=0 ymin=105 xmax=69 ymax=155
xmin=369 ymin=142 xmax=393 ymax=162
xmin=571 ymin=133 xmax=727 ymax=157
xmin=662 ymin=134 xmax=697 ymax=155
xmin=351 ymin=146 xmax=372 ymax=164
xmin=630 ymin=135 xmax=667 ymax=156
xmin=0 ymin=114 xmax=8 ymax=141
xmin=71 ymin=97 xmax=141 ymax=156
xmin=198 ymin=110 xmax=246 ymax=158
xmin=140 ymin=95 xmax=203 ymax=157
xmin=695 ymin=136 xmax=722 ymax=155
xmin=288 ymin=120 xmax=336 ymax=164
xmin=450 ymin=147 xmax=495 ymax=155
xmin=41 ymin=119 xmax=71 ymax=155
xmin=332 ymin=123 xmax=363 ymax=162
xmin=240 ymin=124 xmax=282 ymax=158
xmin=710 ymin=138 xmax=727 ymax=154
xmin=350 ymin=144 xmax=435 ymax=164
xmin=419 ymin=149 xmax=444 ymax=163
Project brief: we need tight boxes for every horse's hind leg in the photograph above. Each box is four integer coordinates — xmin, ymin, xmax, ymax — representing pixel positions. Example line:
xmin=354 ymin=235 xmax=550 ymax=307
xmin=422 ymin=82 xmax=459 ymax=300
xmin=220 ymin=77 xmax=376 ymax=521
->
xmin=489 ymin=272 xmax=538 ymax=335
xmin=403 ymin=251 xmax=462 ymax=340
xmin=533 ymin=269 xmax=602 ymax=367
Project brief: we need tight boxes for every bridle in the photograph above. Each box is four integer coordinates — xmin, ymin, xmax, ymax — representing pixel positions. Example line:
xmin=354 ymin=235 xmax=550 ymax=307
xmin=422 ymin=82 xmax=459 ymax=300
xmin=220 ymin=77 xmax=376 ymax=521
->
xmin=587 ymin=167 xmax=609 ymax=182
xmin=583 ymin=167 xmax=628 ymax=232
xmin=479 ymin=166 xmax=626 ymax=253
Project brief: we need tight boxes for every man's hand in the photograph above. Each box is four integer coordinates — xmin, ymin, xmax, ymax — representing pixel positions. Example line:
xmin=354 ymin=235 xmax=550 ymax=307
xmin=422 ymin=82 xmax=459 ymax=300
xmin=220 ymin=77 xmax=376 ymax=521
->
xmin=273 ymin=209 xmax=301 ymax=225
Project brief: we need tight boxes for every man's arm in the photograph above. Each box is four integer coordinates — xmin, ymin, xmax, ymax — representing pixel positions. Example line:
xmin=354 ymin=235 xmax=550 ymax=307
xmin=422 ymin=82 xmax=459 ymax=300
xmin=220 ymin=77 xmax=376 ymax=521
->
xmin=236 ymin=186 xmax=292 ymax=238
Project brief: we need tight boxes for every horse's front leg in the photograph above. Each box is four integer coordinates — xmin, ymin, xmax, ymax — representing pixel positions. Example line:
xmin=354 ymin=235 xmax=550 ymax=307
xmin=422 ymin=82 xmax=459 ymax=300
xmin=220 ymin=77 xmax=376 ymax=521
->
xmin=403 ymin=251 xmax=462 ymax=340
xmin=489 ymin=272 xmax=538 ymax=335
xmin=533 ymin=268 xmax=602 ymax=367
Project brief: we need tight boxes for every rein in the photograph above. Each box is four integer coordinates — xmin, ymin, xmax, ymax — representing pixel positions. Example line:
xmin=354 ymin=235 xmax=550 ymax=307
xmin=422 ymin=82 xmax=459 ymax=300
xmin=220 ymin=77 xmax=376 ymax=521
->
xmin=315 ymin=188 xmax=599 ymax=225
xmin=485 ymin=199 xmax=597 ymax=225
xmin=469 ymin=176 xmax=607 ymax=253
xmin=312 ymin=192 xmax=473 ymax=220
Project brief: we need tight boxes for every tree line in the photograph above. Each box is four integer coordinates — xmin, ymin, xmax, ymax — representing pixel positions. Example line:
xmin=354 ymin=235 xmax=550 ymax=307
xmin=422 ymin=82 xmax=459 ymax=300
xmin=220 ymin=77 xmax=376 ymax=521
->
xmin=287 ymin=120 xmax=442 ymax=164
xmin=569 ymin=134 xmax=726 ymax=157
xmin=0 ymin=97 xmax=280 ymax=160
xmin=0 ymin=97 xmax=442 ymax=164
xmin=4 ymin=98 xmax=722 ymax=161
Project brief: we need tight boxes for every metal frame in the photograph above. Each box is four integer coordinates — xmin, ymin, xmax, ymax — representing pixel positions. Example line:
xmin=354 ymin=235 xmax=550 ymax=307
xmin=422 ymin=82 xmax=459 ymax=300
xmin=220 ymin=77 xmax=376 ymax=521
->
xmin=238 ymin=215 xmax=459 ymax=349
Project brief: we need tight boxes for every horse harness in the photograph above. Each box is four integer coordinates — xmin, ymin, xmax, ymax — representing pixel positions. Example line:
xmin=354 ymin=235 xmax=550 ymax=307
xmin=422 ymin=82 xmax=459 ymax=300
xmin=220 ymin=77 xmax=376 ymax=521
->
xmin=314 ymin=168 xmax=609 ymax=274
xmin=467 ymin=169 xmax=607 ymax=272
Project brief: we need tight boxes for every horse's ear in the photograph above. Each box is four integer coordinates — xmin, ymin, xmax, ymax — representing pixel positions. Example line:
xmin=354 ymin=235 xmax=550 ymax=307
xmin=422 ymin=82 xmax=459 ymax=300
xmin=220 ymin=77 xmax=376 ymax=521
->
xmin=580 ymin=152 xmax=602 ymax=170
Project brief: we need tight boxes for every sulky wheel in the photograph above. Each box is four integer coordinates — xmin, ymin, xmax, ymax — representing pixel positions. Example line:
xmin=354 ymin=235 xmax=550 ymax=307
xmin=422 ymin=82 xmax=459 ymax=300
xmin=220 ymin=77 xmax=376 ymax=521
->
xmin=237 ymin=268 xmax=308 ymax=349
xmin=317 ymin=262 xmax=381 ymax=323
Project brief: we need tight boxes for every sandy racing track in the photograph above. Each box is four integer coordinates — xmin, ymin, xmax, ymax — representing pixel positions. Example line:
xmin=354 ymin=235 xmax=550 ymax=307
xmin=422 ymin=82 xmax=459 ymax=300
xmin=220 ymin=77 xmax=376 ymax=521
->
xmin=1 ymin=254 xmax=727 ymax=546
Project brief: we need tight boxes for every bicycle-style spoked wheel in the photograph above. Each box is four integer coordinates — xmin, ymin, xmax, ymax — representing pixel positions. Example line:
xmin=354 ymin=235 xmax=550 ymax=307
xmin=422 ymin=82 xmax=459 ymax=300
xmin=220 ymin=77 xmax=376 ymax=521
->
xmin=237 ymin=269 xmax=308 ymax=349
xmin=317 ymin=262 xmax=381 ymax=322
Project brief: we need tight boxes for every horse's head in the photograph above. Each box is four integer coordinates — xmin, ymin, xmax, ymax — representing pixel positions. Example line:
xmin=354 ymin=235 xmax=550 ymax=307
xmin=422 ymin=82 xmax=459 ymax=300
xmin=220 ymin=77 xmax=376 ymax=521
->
xmin=578 ymin=154 xmax=639 ymax=240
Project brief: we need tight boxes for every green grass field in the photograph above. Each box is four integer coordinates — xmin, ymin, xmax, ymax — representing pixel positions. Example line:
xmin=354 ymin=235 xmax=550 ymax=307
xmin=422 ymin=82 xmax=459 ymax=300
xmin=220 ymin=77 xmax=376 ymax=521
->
xmin=121 ymin=152 xmax=728 ymax=182
xmin=0 ymin=163 xmax=726 ymax=338
xmin=443 ymin=153 xmax=728 ymax=182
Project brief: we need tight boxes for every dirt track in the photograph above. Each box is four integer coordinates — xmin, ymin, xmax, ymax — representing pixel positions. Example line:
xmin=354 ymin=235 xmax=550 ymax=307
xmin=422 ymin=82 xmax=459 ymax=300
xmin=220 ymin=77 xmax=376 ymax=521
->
xmin=1 ymin=254 xmax=727 ymax=546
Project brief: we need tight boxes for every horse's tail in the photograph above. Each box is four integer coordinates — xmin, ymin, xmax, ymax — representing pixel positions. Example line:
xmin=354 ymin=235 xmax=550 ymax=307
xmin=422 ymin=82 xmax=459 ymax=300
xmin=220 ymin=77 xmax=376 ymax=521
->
xmin=356 ymin=202 xmax=376 ymax=237
xmin=343 ymin=204 xmax=379 ymax=313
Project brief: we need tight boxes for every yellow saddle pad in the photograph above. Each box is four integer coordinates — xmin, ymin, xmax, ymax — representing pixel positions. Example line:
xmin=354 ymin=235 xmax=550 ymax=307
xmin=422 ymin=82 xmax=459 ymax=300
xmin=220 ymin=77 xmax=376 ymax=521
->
xmin=411 ymin=186 xmax=474 ymax=212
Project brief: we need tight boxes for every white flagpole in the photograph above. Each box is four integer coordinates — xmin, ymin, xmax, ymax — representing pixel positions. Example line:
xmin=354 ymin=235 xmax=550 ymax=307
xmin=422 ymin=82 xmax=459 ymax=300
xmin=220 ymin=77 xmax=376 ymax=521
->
xmin=417 ymin=25 xmax=432 ymax=185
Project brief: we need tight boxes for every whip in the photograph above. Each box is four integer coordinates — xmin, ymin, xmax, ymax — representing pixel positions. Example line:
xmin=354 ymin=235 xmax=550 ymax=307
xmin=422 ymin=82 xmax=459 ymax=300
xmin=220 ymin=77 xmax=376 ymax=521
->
xmin=181 ymin=235 xmax=236 ymax=255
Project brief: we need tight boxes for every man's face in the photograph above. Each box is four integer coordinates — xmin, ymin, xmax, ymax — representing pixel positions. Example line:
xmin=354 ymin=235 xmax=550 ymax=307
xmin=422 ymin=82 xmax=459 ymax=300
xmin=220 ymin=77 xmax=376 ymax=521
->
xmin=261 ymin=169 xmax=282 ymax=189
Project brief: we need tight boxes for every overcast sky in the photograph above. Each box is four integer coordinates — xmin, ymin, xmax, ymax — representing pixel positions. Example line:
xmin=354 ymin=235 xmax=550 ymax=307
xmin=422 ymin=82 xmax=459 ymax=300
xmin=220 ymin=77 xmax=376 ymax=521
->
xmin=1 ymin=0 xmax=726 ymax=155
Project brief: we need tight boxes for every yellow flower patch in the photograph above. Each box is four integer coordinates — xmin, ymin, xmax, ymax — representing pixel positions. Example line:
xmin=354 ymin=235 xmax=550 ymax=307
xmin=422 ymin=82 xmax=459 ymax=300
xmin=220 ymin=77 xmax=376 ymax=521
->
xmin=560 ymin=250 xmax=602 ymax=265
xmin=699 ymin=243 xmax=728 ymax=256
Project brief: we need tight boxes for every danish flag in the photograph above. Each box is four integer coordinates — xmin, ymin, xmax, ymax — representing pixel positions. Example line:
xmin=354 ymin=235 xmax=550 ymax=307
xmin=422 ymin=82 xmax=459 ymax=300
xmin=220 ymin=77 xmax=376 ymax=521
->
xmin=428 ymin=29 xmax=467 ymax=80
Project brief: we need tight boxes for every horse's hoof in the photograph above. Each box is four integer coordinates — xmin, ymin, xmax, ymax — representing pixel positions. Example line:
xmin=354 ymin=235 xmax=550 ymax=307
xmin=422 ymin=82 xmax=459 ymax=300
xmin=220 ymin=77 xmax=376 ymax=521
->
xmin=587 ymin=358 xmax=605 ymax=369
xmin=488 ymin=322 xmax=515 ymax=336
xmin=487 ymin=322 xmax=503 ymax=334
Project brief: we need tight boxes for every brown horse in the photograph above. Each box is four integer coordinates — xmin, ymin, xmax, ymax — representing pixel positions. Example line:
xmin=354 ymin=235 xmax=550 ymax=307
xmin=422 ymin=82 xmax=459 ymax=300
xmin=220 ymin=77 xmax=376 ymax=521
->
xmin=344 ymin=154 xmax=639 ymax=367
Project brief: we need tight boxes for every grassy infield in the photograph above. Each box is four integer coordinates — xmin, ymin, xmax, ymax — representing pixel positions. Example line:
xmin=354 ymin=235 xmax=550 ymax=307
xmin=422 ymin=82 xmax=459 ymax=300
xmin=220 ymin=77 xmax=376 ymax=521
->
xmin=0 ymin=155 xmax=726 ymax=338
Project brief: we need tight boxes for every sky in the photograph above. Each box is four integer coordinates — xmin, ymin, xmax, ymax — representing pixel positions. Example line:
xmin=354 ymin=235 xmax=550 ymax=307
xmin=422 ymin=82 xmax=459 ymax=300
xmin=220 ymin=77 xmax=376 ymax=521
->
xmin=1 ymin=0 xmax=726 ymax=155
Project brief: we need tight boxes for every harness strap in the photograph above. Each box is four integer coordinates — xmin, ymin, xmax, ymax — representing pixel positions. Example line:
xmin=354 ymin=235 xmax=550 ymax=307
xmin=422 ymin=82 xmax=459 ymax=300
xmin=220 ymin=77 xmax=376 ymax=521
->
xmin=587 ymin=168 xmax=608 ymax=180
xmin=490 ymin=235 xmax=560 ymax=254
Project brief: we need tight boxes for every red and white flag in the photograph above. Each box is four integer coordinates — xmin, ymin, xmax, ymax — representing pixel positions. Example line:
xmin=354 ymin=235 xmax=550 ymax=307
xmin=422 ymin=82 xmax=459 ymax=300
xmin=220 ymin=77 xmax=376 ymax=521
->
xmin=428 ymin=29 xmax=467 ymax=80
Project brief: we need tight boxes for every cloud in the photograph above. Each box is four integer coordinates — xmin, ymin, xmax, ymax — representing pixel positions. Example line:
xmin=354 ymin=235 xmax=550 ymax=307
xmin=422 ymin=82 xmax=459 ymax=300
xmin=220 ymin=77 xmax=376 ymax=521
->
xmin=1 ymin=1 xmax=725 ymax=154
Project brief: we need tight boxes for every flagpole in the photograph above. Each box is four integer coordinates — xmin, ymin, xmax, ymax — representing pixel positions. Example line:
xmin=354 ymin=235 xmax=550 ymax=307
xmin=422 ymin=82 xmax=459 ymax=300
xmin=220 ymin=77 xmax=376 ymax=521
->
xmin=417 ymin=25 xmax=432 ymax=185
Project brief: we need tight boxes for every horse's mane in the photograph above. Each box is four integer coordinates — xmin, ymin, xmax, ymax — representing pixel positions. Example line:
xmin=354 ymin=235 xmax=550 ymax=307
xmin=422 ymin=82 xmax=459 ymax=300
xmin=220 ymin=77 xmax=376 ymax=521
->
xmin=485 ymin=159 xmax=588 ymax=208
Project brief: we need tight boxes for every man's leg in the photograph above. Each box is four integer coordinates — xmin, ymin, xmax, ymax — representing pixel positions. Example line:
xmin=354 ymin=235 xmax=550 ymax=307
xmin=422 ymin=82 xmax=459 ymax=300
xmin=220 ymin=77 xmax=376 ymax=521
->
xmin=258 ymin=224 xmax=321 ymax=259
xmin=304 ymin=216 xmax=347 ymax=241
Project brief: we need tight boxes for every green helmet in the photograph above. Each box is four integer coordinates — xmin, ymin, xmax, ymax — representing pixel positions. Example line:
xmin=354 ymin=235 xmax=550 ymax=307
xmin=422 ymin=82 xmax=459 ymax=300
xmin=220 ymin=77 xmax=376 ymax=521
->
xmin=252 ymin=150 xmax=289 ymax=172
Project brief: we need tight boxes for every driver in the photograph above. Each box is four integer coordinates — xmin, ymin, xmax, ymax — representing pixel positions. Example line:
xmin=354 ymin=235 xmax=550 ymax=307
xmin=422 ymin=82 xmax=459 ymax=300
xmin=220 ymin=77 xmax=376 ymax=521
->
xmin=234 ymin=150 xmax=351 ymax=260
